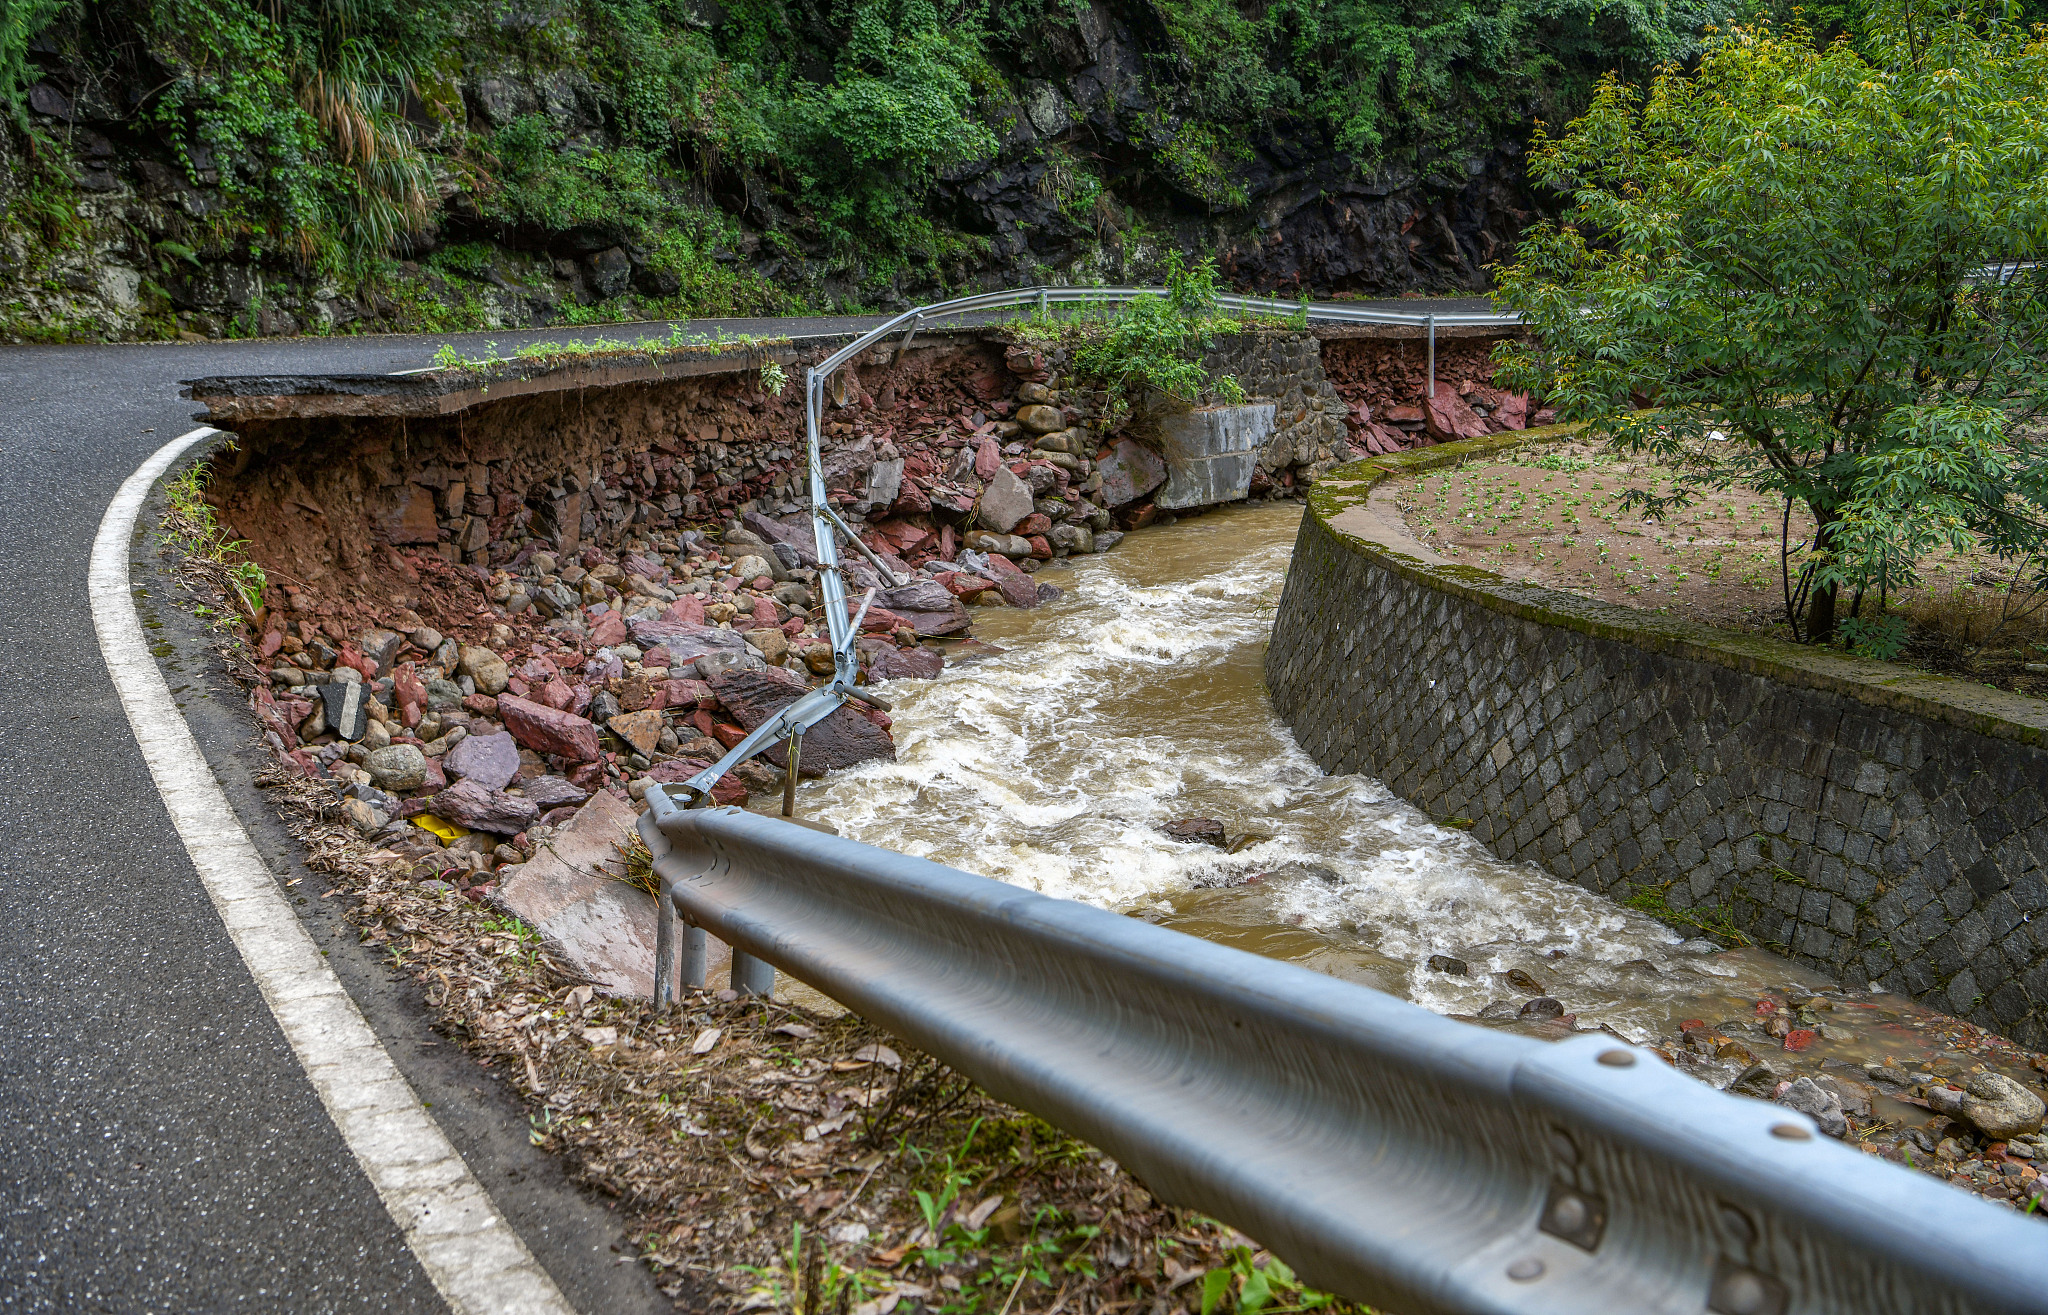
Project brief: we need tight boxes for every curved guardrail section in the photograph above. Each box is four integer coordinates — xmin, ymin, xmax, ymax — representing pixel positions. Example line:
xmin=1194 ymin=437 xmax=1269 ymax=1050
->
xmin=671 ymin=286 xmax=1524 ymax=806
xmin=638 ymin=797 xmax=2048 ymax=1315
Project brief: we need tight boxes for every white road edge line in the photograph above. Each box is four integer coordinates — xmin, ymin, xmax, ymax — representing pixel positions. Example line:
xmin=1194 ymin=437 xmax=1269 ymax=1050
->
xmin=90 ymin=427 xmax=579 ymax=1315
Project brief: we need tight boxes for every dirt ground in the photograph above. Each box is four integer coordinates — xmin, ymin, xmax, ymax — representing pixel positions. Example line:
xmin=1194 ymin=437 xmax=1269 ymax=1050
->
xmin=1385 ymin=438 xmax=2048 ymax=698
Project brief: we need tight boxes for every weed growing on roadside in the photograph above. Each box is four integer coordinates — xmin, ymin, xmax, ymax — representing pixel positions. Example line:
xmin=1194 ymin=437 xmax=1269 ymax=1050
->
xmin=426 ymin=324 xmax=789 ymax=373
xmin=160 ymin=458 xmax=267 ymax=619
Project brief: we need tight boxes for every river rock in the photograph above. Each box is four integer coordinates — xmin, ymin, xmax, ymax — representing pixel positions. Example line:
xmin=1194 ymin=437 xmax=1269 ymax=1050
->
xmin=963 ymin=530 xmax=1032 ymax=558
xmin=708 ymin=667 xmax=893 ymax=777
xmin=1928 ymin=1072 xmax=2045 ymax=1140
xmin=444 ymin=730 xmax=520 ymax=790
xmin=977 ymin=467 xmax=1034 ymax=534
xmin=608 ymin=709 xmax=666 ymax=757
xmin=744 ymin=627 xmax=791 ymax=663
xmin=983 ymin=554 xmax=1042 ymax=609
xmin=1505 ymin=968 xmax=1545 ymax=994
xmin=498 ymin=694 xmax=603 ymax=762
xmin=458 ymin=645 xmax=510 ymax=695
xmin=491 ymin=790 xmax=671 ymax=997
xmin=431 ymin=778 xmax=540 ymax=835
xmin=1778 ymin=1076 xmax=1849 ymax=1139
xmin=362 ymin=744 xmax=428 ymax=791
xmin=1426 ymin=954 xmax=1468 ymax=976
xmin=1160 ymin=818 xmax=1226 ymax=847
xmin=877 ymin=580 xmax=971 ymax=636
xmin=868 ymin=646 xmax=945 ymax=681
xmin=1049 ymin=524 xmax=1094 ymax=554
xmin=1519 ymin=997 xmax=1565 ymax=1019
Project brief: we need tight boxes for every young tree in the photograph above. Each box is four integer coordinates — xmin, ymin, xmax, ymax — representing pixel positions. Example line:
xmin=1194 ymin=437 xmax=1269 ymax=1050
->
xmin=1492 ymin=1 xmax=2048 ymax=642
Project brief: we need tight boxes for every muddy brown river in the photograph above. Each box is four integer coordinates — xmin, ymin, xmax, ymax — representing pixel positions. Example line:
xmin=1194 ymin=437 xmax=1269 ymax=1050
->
xmin=788 ymin=501 xmax=2036 ymax=1118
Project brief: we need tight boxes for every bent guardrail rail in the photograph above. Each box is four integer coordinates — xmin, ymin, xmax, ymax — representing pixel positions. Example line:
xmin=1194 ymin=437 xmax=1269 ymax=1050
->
xmin=671 ymin=287 xmax=1524 ymax=807
xmin=638 ymin=798 xmax=2048 ymax=1315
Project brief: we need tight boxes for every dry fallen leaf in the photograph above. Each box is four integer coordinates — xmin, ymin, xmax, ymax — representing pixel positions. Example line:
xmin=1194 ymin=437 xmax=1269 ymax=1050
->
xmin=775 ymin=1022 xmax=820 ymax=1040
xmin=565 ymin=985 xmax=594 ymax=1012
xmin=582 ymin=1026 xmax=620 ymax=1047
xmin=961 ymin=1194 xmax=1004 ymax=1231
xmin=691 ymin=1026 xmax=724 ymax=1055
xmin=851 ymin=1043 xmax=902 ymax=1071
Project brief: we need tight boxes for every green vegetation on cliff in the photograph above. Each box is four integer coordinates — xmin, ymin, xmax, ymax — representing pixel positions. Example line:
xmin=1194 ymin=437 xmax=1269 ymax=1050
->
xmin=3 ymin=0 xmax=1725 ymax=339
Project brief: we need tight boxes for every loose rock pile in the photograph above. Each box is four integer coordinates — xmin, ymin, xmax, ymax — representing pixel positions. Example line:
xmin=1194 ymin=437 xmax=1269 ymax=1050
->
xmin=1321 ymin=335 xmax=1554 ymax=455
xmin=227 ymin=336 xmax=1321 ymax=903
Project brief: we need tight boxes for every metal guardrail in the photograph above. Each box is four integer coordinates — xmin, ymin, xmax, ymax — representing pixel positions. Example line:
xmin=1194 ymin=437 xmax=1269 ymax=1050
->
xmin=670 ymin=286 xmax=1524 ymax=807
xmin=640 ymin=800 xmax=2048 ymax=1315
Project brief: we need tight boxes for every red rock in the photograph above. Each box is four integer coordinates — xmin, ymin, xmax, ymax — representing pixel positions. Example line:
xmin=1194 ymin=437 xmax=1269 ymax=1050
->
xmin=688 ymin=709 xmax=717 ymax=739
xmin=859 ymin=606 xmax=910 ymax=633
xmin=707 ymin=667 xmax=894 ymax=776
xmin=537 ymin=678 xmax=575 ymax=711
xmin=983 ymin=554 xmax=1041 ymax=608
xmin=498 ymin=693 xmax=603 ymax=762
xmin=1532 ymin=408 xmax=1557 ymax=426
xmin=646 ymin=758 xmax=747 ymax=806
xmin=869 ymin=646 xmax=945 ymax=680
xmin=660 ymin=596 xmax=706 ymax=627
xmin=1026 ymin=535 xmax=1052 ymax=559
xmin=462 ymin=693 xmax=499 ymax=716
xmin=712 ymin=722 xmax=748 ymax=749
xmin=750 ymin=598 xmax=779 ymax=629
xmin=942 ymin=572 xmax=995 ymax=599
xmin=1494 ymin=392 xmax=1530 ymax=429
xmin=1014 ymin=513 xmax=1051 ymax=537
xmin=589 ymin=612 xmax=629 ymax=647
xmin=1385 ymin=405 xmax=1424 ymax=424
xmin=430 ymin=778 xmax=539 ymax=835
xmin=258 ymin=629 xmax=284 ymax=659
xmin=973 ymin=437 xmax=1001 ymax=480
xmin=1425 ymin=390 xmax=1488 ymax=441
xmin=567 ymin=760 xmax=608 ymax=789
xmin=1784 ymin=1028 xmax=1816 ymax=1052
xmin=420 ymin=757 xmax=448 ymax=792
xmin=658 ymin=677 xmax=713 ymax=709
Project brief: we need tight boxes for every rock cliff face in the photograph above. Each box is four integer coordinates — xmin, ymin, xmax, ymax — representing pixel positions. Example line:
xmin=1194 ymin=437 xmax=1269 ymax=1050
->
xmin=0 ymin=0 xmax=1543 ymax=343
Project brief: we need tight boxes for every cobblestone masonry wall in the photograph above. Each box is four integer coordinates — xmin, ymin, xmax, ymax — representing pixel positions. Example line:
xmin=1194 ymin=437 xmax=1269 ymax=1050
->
xmin=1267 ymin=443 xmax=2048 ymax=1048
xmin=1199 ymin=332 xmax=1350 ymax=481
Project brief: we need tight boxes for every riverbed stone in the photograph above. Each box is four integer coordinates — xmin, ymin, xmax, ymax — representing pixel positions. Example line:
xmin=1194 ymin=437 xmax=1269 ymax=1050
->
xmin=1929 ymin=1072 xmax=2045 ymax=1140
xmin=1160 ymin=818 xmax=1226 ymax=847
xmin=362 ymin=744 xmax=428 ymax=791
xmin=317 ymin=680 xmax=369 ymax=741
xmin=458 ymin=645 xmax=510 ymax=695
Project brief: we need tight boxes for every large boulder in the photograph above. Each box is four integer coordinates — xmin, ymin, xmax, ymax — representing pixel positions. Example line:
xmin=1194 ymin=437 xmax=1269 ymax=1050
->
xmin=1424 ymin=389 xmax=1488 ymax=441
xmin=1096 ymin=438 xmax=1167 ymax=508
xmin=1928 ymin=1072 xmax=2045 ymax=1140
xmin=976 ymin=467 xmax=1034 ymax=533
xmin=708 ymin=667 xmax=893 ymax=777
xmin=497 ymin=694 xmax=603 ymax=762
xmin=491 ymin=791 xmax=670 ymax=997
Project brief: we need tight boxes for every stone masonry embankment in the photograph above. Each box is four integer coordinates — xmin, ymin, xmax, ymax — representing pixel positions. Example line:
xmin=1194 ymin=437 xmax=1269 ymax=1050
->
xmin=1267 ymin=436 xmax=2048 ymax=1050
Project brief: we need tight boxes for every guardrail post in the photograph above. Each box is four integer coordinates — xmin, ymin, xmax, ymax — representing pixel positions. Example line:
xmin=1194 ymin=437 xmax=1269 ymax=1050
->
xmin=730 ymin=949 xmax=774 ymax=998
xmin=1037 ymin=286 xmax=1048 ymax=316
xmin=654 ymin=875 xmax=676 ymax=1007
xmin=1426 ymin=314 xmax=1436 ymax=398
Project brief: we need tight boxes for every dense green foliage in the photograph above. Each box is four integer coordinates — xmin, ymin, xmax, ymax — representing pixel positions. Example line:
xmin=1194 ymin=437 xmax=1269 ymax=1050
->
xmin=1493 ymin=0 xmax=2048 ymax=643
xmin=4 ymin=0 xmax=1720 ymax=309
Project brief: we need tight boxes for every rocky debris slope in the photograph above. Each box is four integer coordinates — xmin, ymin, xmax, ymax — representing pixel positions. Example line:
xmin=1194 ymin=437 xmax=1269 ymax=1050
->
xmin=219 ymin=333 xmax=1346 ymax=908
xmin=1320 ymin=334 xmax=1555 ymax=456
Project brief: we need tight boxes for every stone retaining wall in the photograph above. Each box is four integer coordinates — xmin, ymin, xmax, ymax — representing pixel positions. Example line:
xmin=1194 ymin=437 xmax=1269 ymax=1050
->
xmin=1266 ymin=436 xmax=2048 ymax=1048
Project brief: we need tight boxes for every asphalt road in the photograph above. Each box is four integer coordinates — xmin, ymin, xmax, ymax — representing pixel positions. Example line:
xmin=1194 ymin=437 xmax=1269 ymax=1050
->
xmin=0 ymin=298 xmax=1490 ymax=1310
